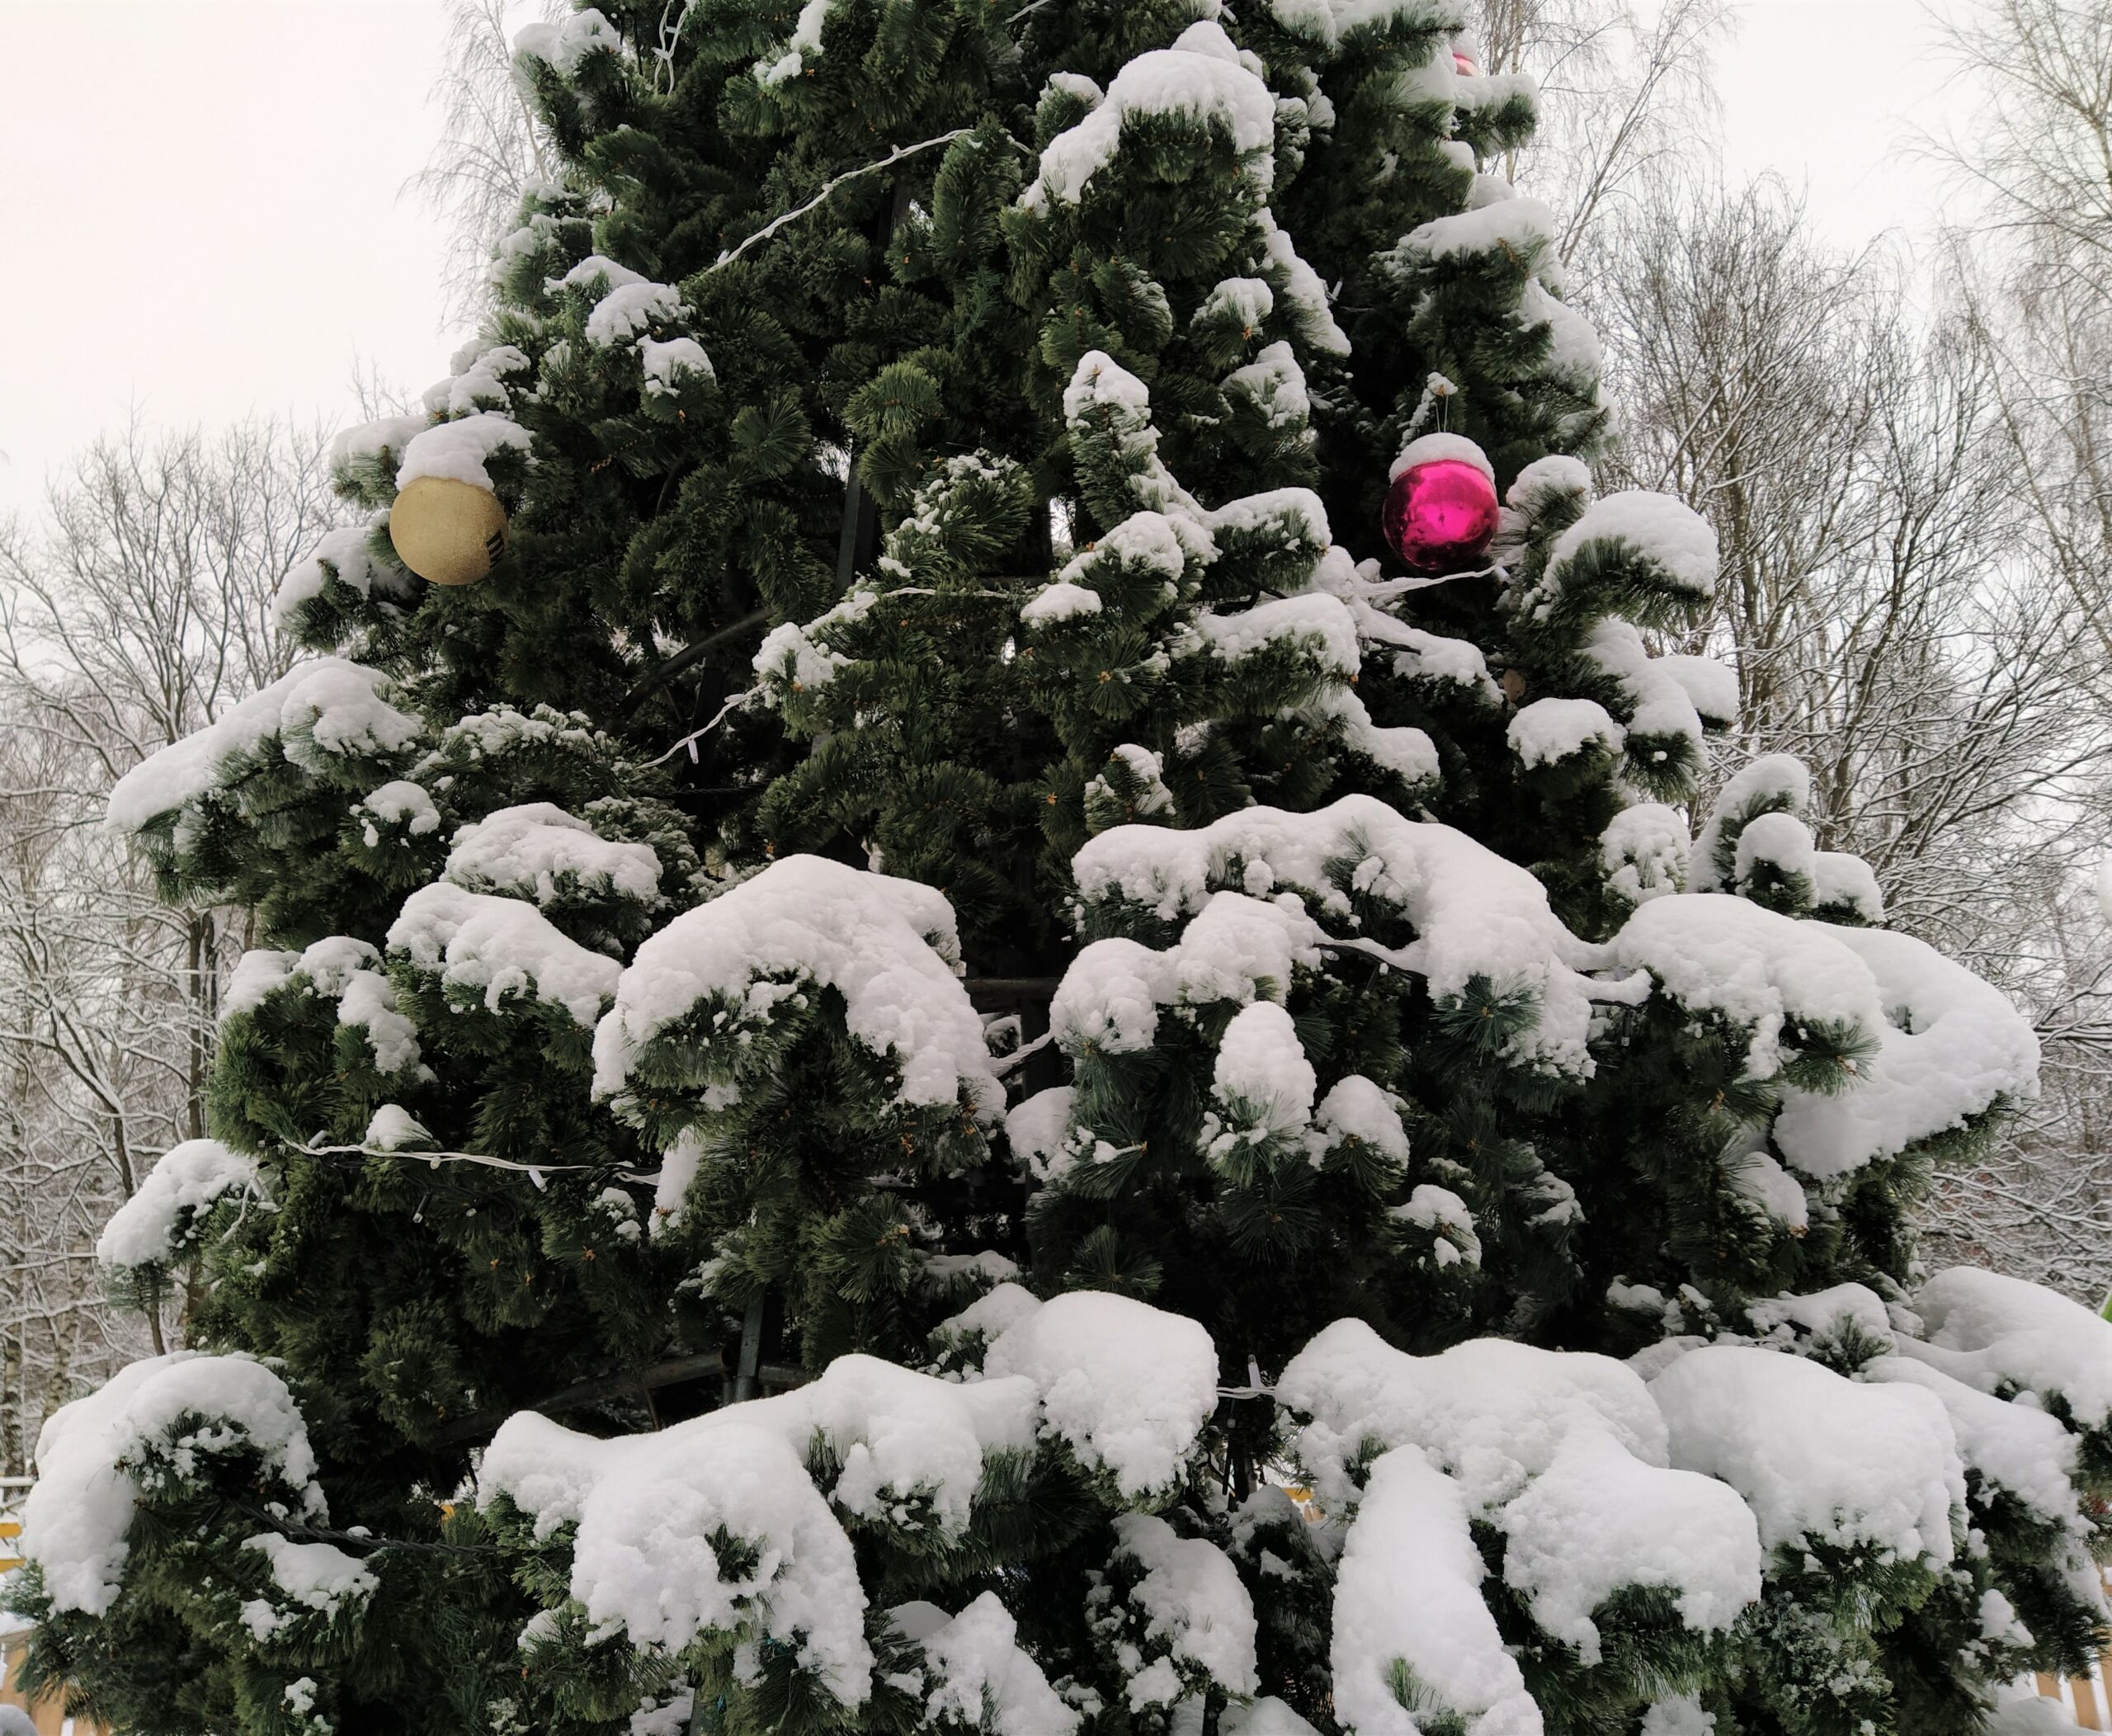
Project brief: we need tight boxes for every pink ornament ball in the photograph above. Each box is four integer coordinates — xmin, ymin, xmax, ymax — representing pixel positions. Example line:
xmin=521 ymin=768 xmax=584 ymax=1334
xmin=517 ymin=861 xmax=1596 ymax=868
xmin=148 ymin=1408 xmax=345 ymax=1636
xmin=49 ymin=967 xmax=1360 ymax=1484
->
xmin=1452 ymin=48 xmax=1482 ymax=77
xmin=1382 ymin=457 xmax=1501 ymax=573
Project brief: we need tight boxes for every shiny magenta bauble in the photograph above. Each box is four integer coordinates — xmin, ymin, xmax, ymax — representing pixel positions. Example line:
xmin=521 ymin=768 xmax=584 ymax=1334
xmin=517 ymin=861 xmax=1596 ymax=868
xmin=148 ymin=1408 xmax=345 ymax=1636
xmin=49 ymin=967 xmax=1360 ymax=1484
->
xmin=1453 ymin=48 xmax=1482 ymax=77
xmin=1381 ymin=457 xmax=1501 ymax=573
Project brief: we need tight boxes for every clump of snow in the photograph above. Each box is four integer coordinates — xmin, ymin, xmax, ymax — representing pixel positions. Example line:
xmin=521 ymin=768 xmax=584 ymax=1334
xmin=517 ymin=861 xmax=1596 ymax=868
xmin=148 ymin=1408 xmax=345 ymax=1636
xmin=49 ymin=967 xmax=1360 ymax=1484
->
xmin=1226 ymin=342 xmax=1312 ymax=429
xmin=1006 ymin=1087 xmax=1076 ymax=1182
xmin=355 ymin=779 xmax=442 ymax=845
xmin=1021 ymin=581 xmax=1104 ymax=625
xmin=1072 ymin=795 xmax=1609 ymax=1076
xmin=1534 ymin=492 xmax=1719 ymax=613
xmin=108 ymin=659 xmax=424 ymax=837
xmin=1691 ymin=756 xmax=1809 ymax=892
xmin=515 ymin=7 xmax=622 ymax=75
xmin=752 ymin=589 xmax=879 ymax=702
xmin=1500 ymin=1425 xmax=1761 ymax=1665
xmin=755 ymin=0 xmax=832 ymax=83
xmin=1656 ymin=653 xmax=1738 ymax=728
xmin=1389 ymin=432 xmax=1493 ymax=484
xmin=591 ymin=854 xmax=1001 ymax=1116
xmin=1728 ymin=1145 xmax=1808 ymax=1233
xmin=1280 ymin=1319 xmax=1665 ymax=1511
xmin=483 ymin=1353 xmax=1044 ymax=1699
xmin=96 ymin=1139 xmax=263 ymax=1276
xmin=218 ymin=936 xmax=422 ymax=1075
xmin=1211 ymin=1001 xmax=1318 ymax=1142
xmin=394 ymin=412 xmax=530 ymax=493
xmin=1813 ymin=851 xmax=1884 ymax=922
xmin=239 ymin=1532 xmax=378 ymax=1632
xmin=25 ymin=1352 xmax=325 ymax=1616
xmin=1772 ymin=925 xmax=2038 ymax=1178
xmin=275 ymin=521 xmax=416 ymax=627
xmin=1864 ymin=1355 xmax=2086 ymax=1538
xmin=1509 ymin=697 xmax=1621 ymax=769
xmin=639 ymin=335 xmax=712 ymax=395
xmin=1105 ymin=1512 xmax=1259 ymax=1707
xmin=1649 ymin=1343 xmax=1963 ymax=1562
xmin=983 ymin=1290 xmax=1219 ymax=1499
xmin=1611 ymin=894 xmax=1883 ymax=1081
xmin=1313 ymin=1075 xmax=1410 ymax=1165
xmin=1733 ymin=811 xmax=1814 ymax=896
xmin=1332 ymin=1445 xmax=1540 ymax=1736
xmin=365 ymin=1103 xmax=431 ymax=1152
xmin=1025 ymin=27 xmax=1277 ymax=209
xmin=586 ymin=281 xmax=687 ymax=347
xmin=1904 ymin=1266 xmax=2112 ymax=1428
xmin=446 ymin=802 xmax=661 ymax=908
xmin=1600 ymin=804 xmax=1690 ymax=907
xmin=1195 ymin=593 xmax=1360 ymax=679
xmin=909 ymin=1592 xmax=1078 ymax=1736
xmin=1393 ymin=196 xmax=1555 ymax=271
xmin=389 ymin=880 xmax=621 ymax=1027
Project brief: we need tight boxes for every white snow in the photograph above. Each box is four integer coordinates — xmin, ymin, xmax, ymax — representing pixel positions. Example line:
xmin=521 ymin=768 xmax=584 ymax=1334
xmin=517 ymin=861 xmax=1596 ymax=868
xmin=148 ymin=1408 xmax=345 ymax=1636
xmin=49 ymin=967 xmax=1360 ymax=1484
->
xmin=1280 ymin=1319 xmax=1666 ymax=1511
xmin=25 ymin=1352 xmax=325 ymax=1616
xmin=394 ymin=412 xmax=531 ymax=492
xmin=756 ymin=0 xmax=832 ymax=83
xmin=639 ymin=335 xmax=713 ymax=394
xmin=1611 ymin=894 xmax=1884 ymax=1082
xmin=1648 ymin=1344 xmax=1964 ymax=1562
xmin=1106 ymin=1513 xmax=1258 ymax=1706
xmin=1195 ymin=593 xmax=1360 ymax=679
xmin=1772 ymin=924 xmax=2039 ymax=1179
xmin=1021 ymin=580 xmax=1105 ymax=625
xmin=1691 ymin=756 xmax=1809 ymax=892
xmin=1211 ymin=1001 xmax=1318 ymax=1144
xmin=1389 ymin=432 xmax=1493 ymax=484
xmin=1732 ymin=810 xmax=1814 ymax=894
xmin=586 ymin=281 xmax=687 ymax=346
xmin=1332 ymin=1446 xmax=1541 ymax=1736
xmin=356 ymin=779 xmax=442 ymax=842
xmin=1600 ymin=804 xmax=1690 ymax=906
xmin=96 ymin=1139 xmax=262 ymax=1275
xmin=1313 ymin=1075 xmax=1410 ymax=1165
xmin=388 ymin=880 xmax=621 ymax=1027
xmin=591 ymin=854 xmax=1001 ymax=1116
xmin=1225 ymin=342 xmax=1312 ymax=429
xmin=1006 ymin=1086 xmax=1077 ymax=1182
xmin=1903 ymin=1266 xmax=2112 ymax=1428
xmin=912 ymin=1592 xmax=1078 ymax=1736
xmin=1508 ymin=697 xmax=1621 ymax=769
xmin=364 ymin=1103 xmax=431 ymax=1152
xmin=1025 ymin=29 xmax=1277 ymax=209
xmin=108 ymin=659 xmax=424 ymax=837
xmin=446 ymin=802 xmax=662 ymax=908
xmin=1499 ymin=1424 xmax=1761 ymax=1665
xmin=983 ymin=1290 xmax=1219 ymax=1498
xmin=1812 ymin=851 xmax=1885 ymax=922
xmin=1072 ymin=796 xmax=1609 ymax=1075
xmin=1539 ymin=492 xmax=1719 ymax=608
xmin=240 ymin=1532 xmax=377 ymax=1628
xmin=515 ymin=7 xmax=622 ymax=75
xmin=1864 ymin=1354 xmax=2086 ymax=1538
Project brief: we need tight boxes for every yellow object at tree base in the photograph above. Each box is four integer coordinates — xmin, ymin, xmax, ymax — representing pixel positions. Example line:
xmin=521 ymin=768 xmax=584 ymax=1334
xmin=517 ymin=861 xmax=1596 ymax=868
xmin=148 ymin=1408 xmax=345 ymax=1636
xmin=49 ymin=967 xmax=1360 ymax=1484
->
xmin=388 ymin=474 xmax=510 ymax=587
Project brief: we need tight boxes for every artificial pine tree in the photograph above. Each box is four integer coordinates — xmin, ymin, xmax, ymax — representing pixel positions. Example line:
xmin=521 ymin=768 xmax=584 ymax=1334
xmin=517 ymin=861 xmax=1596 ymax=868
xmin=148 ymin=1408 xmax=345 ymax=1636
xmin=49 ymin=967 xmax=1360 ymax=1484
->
xmin=11 ymin=6 xmax=2109 ymax=1736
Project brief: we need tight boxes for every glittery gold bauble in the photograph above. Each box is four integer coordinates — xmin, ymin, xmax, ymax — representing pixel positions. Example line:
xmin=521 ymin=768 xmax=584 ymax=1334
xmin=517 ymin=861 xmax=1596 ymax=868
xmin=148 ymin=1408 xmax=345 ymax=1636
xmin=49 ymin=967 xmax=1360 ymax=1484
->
xmin=388 ymin=475 xmax=510 ymax=587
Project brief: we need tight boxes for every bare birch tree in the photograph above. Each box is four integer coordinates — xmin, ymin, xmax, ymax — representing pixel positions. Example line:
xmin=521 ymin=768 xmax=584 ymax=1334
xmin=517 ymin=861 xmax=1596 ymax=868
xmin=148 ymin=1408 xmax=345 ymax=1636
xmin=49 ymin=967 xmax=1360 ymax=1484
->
xmin=0 ymin=418 xmax=337 ymax=1472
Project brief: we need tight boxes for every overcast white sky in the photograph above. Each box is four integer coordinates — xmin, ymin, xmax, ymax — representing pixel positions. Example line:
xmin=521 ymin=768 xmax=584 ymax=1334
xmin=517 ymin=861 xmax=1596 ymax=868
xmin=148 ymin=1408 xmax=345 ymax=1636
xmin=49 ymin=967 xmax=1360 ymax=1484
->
xmin=0 ymin=0 xmax=1973 ymax=516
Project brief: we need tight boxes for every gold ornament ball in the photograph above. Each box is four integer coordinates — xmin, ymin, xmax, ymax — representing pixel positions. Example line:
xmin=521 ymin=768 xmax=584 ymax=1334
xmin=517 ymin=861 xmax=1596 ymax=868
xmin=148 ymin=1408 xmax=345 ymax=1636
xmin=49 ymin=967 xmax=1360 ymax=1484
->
xmin=388 ymin=475 xmax=511 ymax=587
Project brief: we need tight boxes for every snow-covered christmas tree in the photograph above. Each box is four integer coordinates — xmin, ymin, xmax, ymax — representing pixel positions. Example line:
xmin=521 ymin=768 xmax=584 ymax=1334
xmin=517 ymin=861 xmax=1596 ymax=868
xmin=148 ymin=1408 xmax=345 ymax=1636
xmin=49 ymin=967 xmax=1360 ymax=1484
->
xmin=11 ymin=3 xmax=2108 ymax=1736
